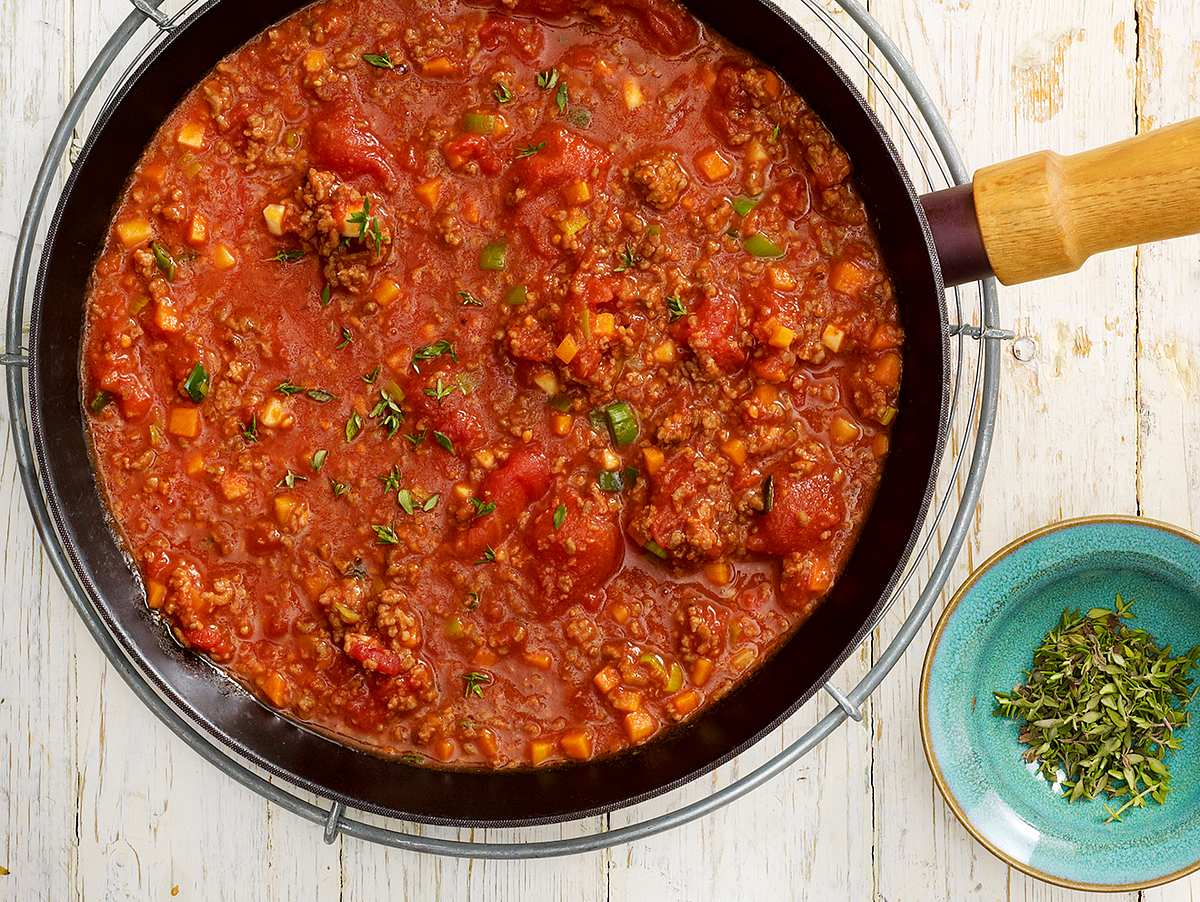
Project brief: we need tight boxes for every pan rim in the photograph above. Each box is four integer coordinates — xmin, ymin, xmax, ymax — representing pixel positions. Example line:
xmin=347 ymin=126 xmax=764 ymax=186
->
xmin=27 ymin=0 xmax=951 ymax=827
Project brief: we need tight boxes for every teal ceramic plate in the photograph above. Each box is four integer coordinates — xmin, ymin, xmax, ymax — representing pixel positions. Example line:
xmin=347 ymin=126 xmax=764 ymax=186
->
xmin=921 ymin=515 xmax=1200 ymax=891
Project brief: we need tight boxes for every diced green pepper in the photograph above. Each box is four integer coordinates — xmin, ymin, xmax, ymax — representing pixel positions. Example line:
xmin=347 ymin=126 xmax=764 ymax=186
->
xmin=730 ymin=195 xmax=760 ymax=216
xmin=743 ymin=231 xmax=786 ymax=259
xmin=182 ymin=362 xmax=209 ymax=403
xmin=462 ymin=111 xmax=497 ymax=135
xmin=602 ymin=400 xmax=639 ymax=447
xmin=505 ymin=284 xmax=528 ymax=306
xmin=480 ymin=241 xmax=508 ymax=271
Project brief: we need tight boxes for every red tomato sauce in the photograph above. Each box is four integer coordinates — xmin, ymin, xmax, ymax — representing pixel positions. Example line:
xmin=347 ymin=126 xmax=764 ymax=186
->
xmin=82 ymin=0 xmax=903 ymax=768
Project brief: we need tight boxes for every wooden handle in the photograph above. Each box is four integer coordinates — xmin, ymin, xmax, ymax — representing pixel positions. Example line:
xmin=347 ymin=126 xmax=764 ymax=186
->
xmin=972 ymin=118 xmax=1200 ymax=285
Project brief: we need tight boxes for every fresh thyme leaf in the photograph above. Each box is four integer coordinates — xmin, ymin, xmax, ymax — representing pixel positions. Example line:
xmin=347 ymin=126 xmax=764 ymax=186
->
xmin=466 ymin=591 xmax=481 ymax=611
xmin=240 ymin=415 xmax=258 ymax=443
xmin=516 ymin=141 xmax=546 ymax=159
xmin=362 ymin=365 xmax=381 ymax=384
xmin=380 ymin=465 xmax=404 ymax=494
xmin=994 ymin=594 xmax=1200 ymax=823
xmin=433 ymin=431 xmax=455 ymax=454
xmin=348 ymin=196 xmax=371 ymax=239
xmin=396 ymin=488 xmax=415 ymax=515
xmin=613 ymin=244 xmax=640 ymax=272
xmin=761 ymin=474 xmax=775 ymax=513
xmin=424 ymin=377 xmax=456 ymax=403
xmin=469 ymin=497 xmax=496 ymax=518
xmin=666 ymin=294 xmax=687 ymax=322
xmin=368 ymin=388 xmax=404 ymax=437
xmin=458 ymin=290 xmax=484 ymax=308
xmin=321 ymin=283 xmax=331 ymax=307
xmin=305 ymin=388 xmax=336 ymax=403
xmin=476 ymin=545 xmax=496 ymax=565
xmin=330 ymin=478 xmax=351 ymax=497
xmin=372 ymin=524 xmax=400 ymax=544
xmin=345 ymin=412 xmax=363 ymax=442
xmin=404 ymin=430 xmax=427 ymax=446
xmin=335 ymin=326 xmax=353 ymax=350
xmin=413 ymin=339 xmax=457 ymax=366
xmin=276 ymin=381 xmax=305 ymax=396
xmin=555 ymin=81 xmax=569 ymax=115
xmin=269 ymin=248 xmax=306 ymax=264
xmin=463 ymin=671 xmax=492 ymax=698
xmin=770 ymin=122 xmax=781 ymax=142
xmin=362 ymin=51 xmax=395 ymax=69
xmin=89 ymin=390 xmax=113 ymax=415
xmin=567 ymin=107 xmax=592 ymax=128
xmin=276 ymin=469 xmax=307 ymax=489
xmin=553 ymin=503 xmax=567 ymax=530
xmin=535 ymin=68 xmax=559 ymax=90
xmin=422 ymin=493 xmax=440 ymax=512
xmin=310 ymin=448 xmax=327 ymax=471
xmin=493 ymin=81 xmax=513 ymax=103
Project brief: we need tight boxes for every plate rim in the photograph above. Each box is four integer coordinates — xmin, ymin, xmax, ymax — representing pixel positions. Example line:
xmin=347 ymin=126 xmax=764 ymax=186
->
xmin=919 ymin=513 xmax=1200 ymax=893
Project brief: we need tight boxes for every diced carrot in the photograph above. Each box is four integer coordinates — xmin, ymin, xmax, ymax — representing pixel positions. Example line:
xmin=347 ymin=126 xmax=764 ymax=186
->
xmin=471 ymin=647 xmax=499 ymax=666
xmin=642 ymin=446 xmax=664 ymax=476
xmin=166 ymin=407 xmax=200 ymax=438
xmin=593 ymin=666 xmax=621 ymax=694
xmin=767 ymin=264 xmax=796 ymax=291
xmin=476 ymin=728 xmax=499 ymax=760
xmin=623 ymin=710 xmax=657 ymax=743
xmin=433 ymin=737 xmax=456 ymax=762
xmin=522 ymin=651 xmax=553 ymax=670
xmin=260 ymin=672 xmax=290 ymax=707
xmin=302 ymin=49 xmax=326 ymax=73
xmin=652 ymin=340 xmax=676 ymax=364
xmin=610 ymin=602 xmax=631 ymax=624
xmin=703 ymin=561 xmax=732 ymax=586
xmin=872 ymin=433 xmax=890 ymax=458
xmin=768 ymin=322 xmax=796 ymax=349
xmin=185 ymin=213 xmax=208 ymax=247
xmin=555 ymin=334 xmax=579 ymax=364
xmin=273 ymin=494 xmax=298 ymax=526
xmin=671 ymin=689 xmax=701 ymax=717
xmin=752 ymin=383 xmax=779 ymax=407
xmin=176 ymin=121 xmax=206 ymax=149
xmin=414 ymin=178 xmax=442 ymax=209
xmin=559 ymin=728 xmax=593 ymax=760
xmin=550 ymin=413 xmax=573 ymax=436
xmin=592 ymin=312 xmax=615 ymax=337
xmin=829 ymin=259 xmax=868 ymax=296
xmin=184 ymin=451 xmax=205 ymax=476
xmin=744 ymin=139 xmax=769 ymax=164
xmin=609 ymin=688 xmax=643 ymax=713
xmin=809 ymin=556 xmax=834 ymax=592
xmin=563 ymin=179 xmax=592 ymax=205
xmin=869 ymin=323 xmax=903 ymax=350
xmin=146 ymin=580 xmax=167 ymax=610
xmin=141 ymin=163 xmax=167 ymax=186
xmin=821 ymin=323 xmax=846 ymax=353
xmin=529 ymin=738 xmax=556 ymax=765
xmin=422 ymin=56 xmax=456 ymax=76
xmin=691 ymin=657 xmax=714 ymax=686
xmin=116 ymin=219 xmax=152 ymax=248
xmin=220 ymin=475 xmax=251 ymax=501
xmin=829 ymin=415 xmax=860 ymax=445
xmin=212 ymin=244 xmax=237 ymax=270
xmin=695 ymin=149 xmax=732 ymax=182
xmin=871 ymin=352 xmax=901 ymax=388
xmin=374 ymin=278 xmax=401 ymax=306
xmin=721 ymin=437 xmax=747 ymax=466
xmin=154 ymin=298 xmax=181 ymax=333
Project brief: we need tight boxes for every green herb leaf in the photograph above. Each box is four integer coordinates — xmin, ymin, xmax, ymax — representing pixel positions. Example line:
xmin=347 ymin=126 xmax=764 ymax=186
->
xmin=666 ymin=294 xmax=687 ymax=322
xmin=535 ymin=68 xmax=559 ymax=91
xmin=277 ymin=381 xmax=305 ymax=395
xmin=493 ymin=81 xmax=513 ymax=103
xmin=433 ymin=430 xmax=455 ymax=454
xmin=311 ymin=448 xmax=327 ymax=471
xmin=89 ymin=390 xmax=113 ymax=415
xmin=458 ymin=289 xmax=484 ymax=308
xmin=152 ymin=241 xmax=177 ymax=280
xmin=644 ymin=540 xmax=668 ymax=559
xmin=276 ymin=469 xmax=308 ymax=489
xmin=463 ymin=671 xmax=492 ymax=698
xmin=397 ymin=488 xmax=415 ymax=515
xmin=306 ymin=388 xmax=336 ymax=403
xmin=423 ymin=377 xmax=457 ymax=403
xmin=553 ymin=503 xmax=567 ymax=530
xmin=413 ymin=340 xmax=457 ymax=365
xmin=372 ymin=524 xmax=400 ymax=544
xmin=321 ymin=283 xmax=332 ymax=307
xmin=469 ymin=497 xmax=496 ymax=518
xmin=404 ymin=430 xmax=427 ymax=446
xmin=567 ymin=107 xmax=592 ymax=128
xmin=345 ymin=412 xmax=363 ymax=442
xmin=476 ymin=545 xmax=496 ymax=565
xmin=335 ymin=326 xmax=353 ymax=350
xmin=381 ymin=465 xmax=404 ymax=494
xmin=330 ymin=478 xmax=351 ymax=497
xmin=423 ymin=493 xmax=440 ymax=512
xmin=269 ymin=248 xmax=306 ymax=264
xmin=516 ymin=142 xmax=546 ymax=159
xmin=613 ymin=244 xmax=640 ymax=273
xmin=363 ymin=52 xmax=396 ymax=69
xmin=762 ymin=474 xmax=775 ymax=513
xmin=182 ymin=362 xmax=209 ymax=403
xmin=466 ymin=591 xmax=481 ymax=611
xmin=241 ymin=415 xmax=258 ymax=443
xmin=555 ymin=81 xmax=569 ymax=115
xmin=362 ymin=365 xmax=381 ymax=384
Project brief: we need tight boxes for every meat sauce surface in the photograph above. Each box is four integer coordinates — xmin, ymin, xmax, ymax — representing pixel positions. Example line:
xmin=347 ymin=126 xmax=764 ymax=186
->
xmin=83 ymin=0 xmax=903 ymax=768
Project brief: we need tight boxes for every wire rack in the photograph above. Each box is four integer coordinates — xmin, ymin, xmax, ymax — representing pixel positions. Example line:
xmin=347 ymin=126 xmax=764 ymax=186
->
xmin=4 ymin=0 xmax=1003 ymax=858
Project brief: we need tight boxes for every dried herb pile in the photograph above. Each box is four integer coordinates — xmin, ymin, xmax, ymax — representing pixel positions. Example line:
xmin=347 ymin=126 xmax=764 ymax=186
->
xmin=994 ymin=595 xmax=1200 ymax=822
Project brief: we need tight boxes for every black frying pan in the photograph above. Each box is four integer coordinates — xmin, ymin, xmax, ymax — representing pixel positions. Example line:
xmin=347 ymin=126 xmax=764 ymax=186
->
xmin=37 ymin=0 xmax=1181 ymax=826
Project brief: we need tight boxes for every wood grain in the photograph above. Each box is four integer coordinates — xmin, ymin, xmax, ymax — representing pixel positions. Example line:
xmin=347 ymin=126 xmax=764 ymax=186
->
xmin=973 ymin=118 xmax=1200 ymax=285
xmin=2 ymin=1 xmax=1198 ymax=900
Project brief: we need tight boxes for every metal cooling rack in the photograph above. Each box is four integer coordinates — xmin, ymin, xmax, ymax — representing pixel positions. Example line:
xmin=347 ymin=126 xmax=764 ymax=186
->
xmin=4 ymin=0 xmax=1003 ymax=858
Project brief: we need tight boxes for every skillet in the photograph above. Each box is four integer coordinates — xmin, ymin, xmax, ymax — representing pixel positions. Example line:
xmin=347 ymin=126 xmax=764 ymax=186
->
xmin=27 ymin=0 xmax=1200 ymax=825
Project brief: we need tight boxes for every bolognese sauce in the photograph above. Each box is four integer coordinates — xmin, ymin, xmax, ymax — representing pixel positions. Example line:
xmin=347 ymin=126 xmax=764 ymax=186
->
xmin=82 ymin=0 xmax=903 ymax=767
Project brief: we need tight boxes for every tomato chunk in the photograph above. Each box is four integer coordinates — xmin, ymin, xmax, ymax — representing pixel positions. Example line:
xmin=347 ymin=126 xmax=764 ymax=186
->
xmin=310 ymin=106 xmax=395 ymax=187
xmin=748 ymin=467 xmax=846 ymax=556
xmin=461 ymin=444 xmax=553 ymax=556
xmin=509 ymin=125 xmax=611 ymax=199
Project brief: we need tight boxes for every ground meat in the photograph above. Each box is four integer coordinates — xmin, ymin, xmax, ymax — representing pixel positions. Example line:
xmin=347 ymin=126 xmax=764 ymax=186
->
xmin=676 ymin=601 xmax=726 ymax=660
xmin=629 ymin=151 xmax=689 ymax=211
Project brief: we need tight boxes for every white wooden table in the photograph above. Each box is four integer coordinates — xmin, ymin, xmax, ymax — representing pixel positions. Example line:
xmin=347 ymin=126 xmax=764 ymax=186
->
xmin=3 ymin=1 xmax=1198 ymax=899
